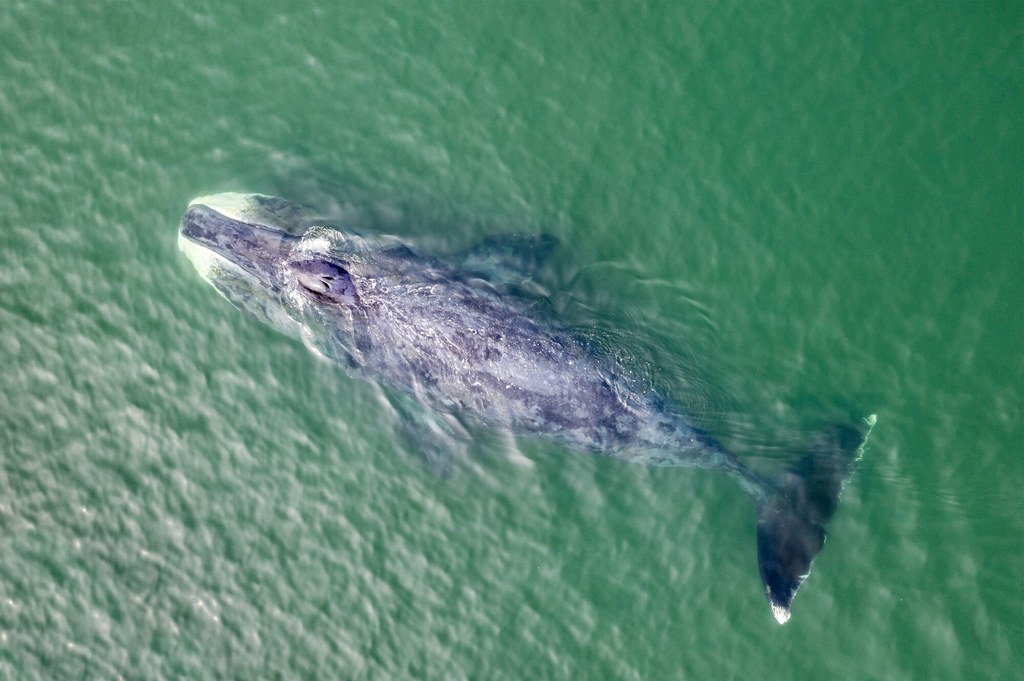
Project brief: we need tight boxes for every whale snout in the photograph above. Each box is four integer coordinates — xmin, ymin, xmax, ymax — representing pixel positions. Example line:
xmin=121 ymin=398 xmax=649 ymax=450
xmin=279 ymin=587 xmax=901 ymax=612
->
xmin=179 ymin=202 xmax=299 ymax=289
xmin=179 ymin=195 xmax=308 ymax=338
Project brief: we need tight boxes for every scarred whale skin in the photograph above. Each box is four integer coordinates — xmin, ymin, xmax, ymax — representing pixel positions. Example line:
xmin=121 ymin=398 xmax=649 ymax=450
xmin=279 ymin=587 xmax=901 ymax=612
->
xmin=179 ymin=192 xmax=874 ymax=624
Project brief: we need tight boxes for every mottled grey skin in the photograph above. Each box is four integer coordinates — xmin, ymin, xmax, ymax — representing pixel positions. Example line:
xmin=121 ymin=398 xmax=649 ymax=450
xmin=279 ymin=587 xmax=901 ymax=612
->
xmin=179 ymin=193 xmax=873 ymax=624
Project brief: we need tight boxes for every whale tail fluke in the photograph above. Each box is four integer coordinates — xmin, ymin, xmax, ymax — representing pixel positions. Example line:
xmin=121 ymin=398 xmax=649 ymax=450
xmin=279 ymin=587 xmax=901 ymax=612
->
xmin=754 ymin=414 xmax=876 ymax=624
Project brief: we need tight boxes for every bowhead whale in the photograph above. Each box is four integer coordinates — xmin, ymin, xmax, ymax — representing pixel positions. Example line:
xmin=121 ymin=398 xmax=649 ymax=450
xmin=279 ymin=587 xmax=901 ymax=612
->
xmin=178 ymin=192 xmax=874 ymax=623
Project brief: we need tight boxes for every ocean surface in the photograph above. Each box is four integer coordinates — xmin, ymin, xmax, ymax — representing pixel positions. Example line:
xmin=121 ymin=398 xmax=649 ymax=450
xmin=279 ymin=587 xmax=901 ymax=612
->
xmin=1 ymin=2 xmax=1020 ymax=679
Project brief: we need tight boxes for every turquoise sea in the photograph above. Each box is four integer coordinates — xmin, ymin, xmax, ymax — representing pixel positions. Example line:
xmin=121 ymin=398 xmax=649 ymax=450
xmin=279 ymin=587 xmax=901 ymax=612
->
xmin=1 ymin=2 xmax=1020 ymax=679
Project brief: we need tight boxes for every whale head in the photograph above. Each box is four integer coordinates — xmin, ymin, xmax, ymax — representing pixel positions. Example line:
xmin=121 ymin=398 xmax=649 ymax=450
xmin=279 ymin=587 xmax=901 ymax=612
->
xmin=179 ymin=193 xmax=370 ymax=342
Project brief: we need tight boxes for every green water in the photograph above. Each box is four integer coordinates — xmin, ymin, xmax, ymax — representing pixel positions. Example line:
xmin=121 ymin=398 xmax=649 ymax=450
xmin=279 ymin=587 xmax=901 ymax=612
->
xmin=1 ymin=2 xmax=1020 ymax=679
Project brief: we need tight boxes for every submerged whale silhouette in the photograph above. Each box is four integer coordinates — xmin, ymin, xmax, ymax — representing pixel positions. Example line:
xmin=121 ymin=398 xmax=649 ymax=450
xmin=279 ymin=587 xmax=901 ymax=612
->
xmin=178 ymin=193 xmax=874 ymax=623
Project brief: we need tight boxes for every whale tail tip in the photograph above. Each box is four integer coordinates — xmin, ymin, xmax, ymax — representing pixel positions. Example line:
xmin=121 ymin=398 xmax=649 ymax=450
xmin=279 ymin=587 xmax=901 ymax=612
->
xmin=755 ymin=414 xmax=876 ymax=624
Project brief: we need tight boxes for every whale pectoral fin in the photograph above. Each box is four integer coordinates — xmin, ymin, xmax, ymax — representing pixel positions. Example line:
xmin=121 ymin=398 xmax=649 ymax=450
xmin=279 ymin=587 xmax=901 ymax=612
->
xmin=384 ymin=391 xmax=469 ymax=478
xmin=755 ymin=415 xmax=876 ymax=623
xmin=405 ymin=413 xmax=466 ymax=479
xmin=458 ymin=233 xmax=559 ymax=286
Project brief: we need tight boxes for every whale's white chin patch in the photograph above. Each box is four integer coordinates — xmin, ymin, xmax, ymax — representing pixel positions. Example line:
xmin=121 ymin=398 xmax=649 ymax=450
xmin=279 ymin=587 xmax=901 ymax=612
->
xmin=186 ymin=192 xmax=316 ymax=235
xmin=177 ymin=230 xmax=246 ymax=292
xmin=188 ymin=192 xmax=266 ymax=223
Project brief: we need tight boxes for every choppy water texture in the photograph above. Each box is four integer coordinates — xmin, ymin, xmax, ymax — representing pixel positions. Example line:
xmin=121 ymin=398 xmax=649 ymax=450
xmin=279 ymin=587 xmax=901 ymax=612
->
xmin=1 ymin=2 xmax=1021 ymax=680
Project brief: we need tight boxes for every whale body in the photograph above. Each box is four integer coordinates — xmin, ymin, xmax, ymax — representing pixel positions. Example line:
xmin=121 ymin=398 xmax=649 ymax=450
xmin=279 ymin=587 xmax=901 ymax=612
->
xmin=178 ymin=192 xmax=874 ymax=623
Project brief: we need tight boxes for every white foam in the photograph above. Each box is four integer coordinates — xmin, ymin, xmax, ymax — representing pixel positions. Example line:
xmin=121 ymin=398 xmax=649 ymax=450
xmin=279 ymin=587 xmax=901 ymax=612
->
xmin=293 ymin=235 xmax=333 ymax=256
xmin=770 ymin=602 xmax=791 ymax=625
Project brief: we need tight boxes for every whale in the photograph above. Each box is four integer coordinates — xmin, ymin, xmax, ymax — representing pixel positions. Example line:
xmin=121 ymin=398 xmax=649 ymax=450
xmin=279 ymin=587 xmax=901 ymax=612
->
xmin=178 ymin=192 xmax=875 ymax=624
